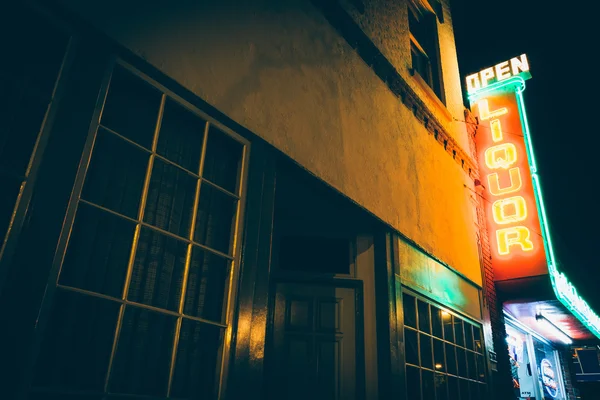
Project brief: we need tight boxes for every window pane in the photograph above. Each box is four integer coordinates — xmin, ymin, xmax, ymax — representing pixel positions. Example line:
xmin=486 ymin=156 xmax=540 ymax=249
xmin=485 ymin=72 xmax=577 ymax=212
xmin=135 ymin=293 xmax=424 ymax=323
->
xmin=82 ymin=129 xmax=149 ymax=218
xmin=60 ymin=204 xmax=136 ymax=297
xmin=464 ymin=323 xmax=474 ymax=350
xmin=448 ymin=376 xmax=459 ymax=399
xmin=101 ymin=66 xmax=161 ymax=149
xmin=473 ymin=326 xmax=483 ymax=353
xmin=144 ymin=158 xmax=196 ymax=238
xmin=422 ymin=369 xmax=435 ymax=400
xmin=454 ymin=318 xmax=464 ymax=347
xmin=467 ymin=351 xmax=477 ymax=380
xmin=459 ymin=379 xmax=470 ymax=400
xmin=406 ymin=366 xmax=422 ymax=400
xmin=435 ymin=373 xmax=448 ymax=400
xmin=403 ymin=293 xmax=417 ymax=328
xmin=417 ymin=300 xmax=430 ymax=333
xmin=157 ymin=99 xmax=206 ymax=172
xmin=202 ymin=126 xmax=242 ymax=193
xmin=476 ymin=353 xmax=486 ymax=381
xmin=171 ymin=319 xmax=224 ymax=399
xmin=446 ymin=343 xmax=457 ymax=375
xmin=0 ymin=176 xmax=21 ymax=241
xmin=127 ymin=227 xmax=188 ymax=311
xmin=405 ymin=328 xmax=419 ymax=366
xmin=109 ymin=306 xmax=176 ymax=396
xmin=33 ymin=289 xmax=119 ymax=391
xmin=184 ymin=247 xmax=231 ymax=322
xmin=431 ymin=306 xmax=443 ymax=338
xmin=194 ymin=184 xmax=237 ymax=254
xmin=457 ymin=348 xmax=467 ymax=378
xmin=443 ymin=312 xmax=453 ymax=342
xmin=420 ymin=333 xmax=433 ymax=370
xmin=434 ymin=338 xmax=445 ymax=372
xmin=470 ymin=381 xmax=481 ymax=400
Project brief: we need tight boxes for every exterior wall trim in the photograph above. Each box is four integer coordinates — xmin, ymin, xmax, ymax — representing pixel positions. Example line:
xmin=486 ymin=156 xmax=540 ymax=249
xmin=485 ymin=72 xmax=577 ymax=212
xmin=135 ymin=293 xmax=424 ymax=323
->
xmin=313 ymin=0 xmax=478 ymax=180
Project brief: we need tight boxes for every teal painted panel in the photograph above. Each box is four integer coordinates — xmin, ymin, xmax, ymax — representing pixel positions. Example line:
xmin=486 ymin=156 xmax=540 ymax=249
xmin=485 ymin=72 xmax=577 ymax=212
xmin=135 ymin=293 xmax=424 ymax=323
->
xmin=398 ymin=240 xmax=481 ymax=320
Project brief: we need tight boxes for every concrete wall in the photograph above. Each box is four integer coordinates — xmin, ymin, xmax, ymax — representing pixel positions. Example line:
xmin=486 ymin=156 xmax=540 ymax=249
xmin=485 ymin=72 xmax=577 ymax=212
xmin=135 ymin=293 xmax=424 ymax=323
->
xmin=57 ymin=0 xmax=482 ymax=285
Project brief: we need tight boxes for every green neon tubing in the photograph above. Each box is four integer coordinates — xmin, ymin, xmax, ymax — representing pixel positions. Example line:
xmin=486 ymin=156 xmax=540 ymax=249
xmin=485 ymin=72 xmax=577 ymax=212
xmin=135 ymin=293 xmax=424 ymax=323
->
xmin=469 ymin=78 xmax=600 ymax=340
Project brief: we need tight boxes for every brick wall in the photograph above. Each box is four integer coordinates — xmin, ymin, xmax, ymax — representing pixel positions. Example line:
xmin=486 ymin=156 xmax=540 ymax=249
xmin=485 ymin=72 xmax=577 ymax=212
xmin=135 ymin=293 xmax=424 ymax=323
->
xmin=559 ymin=348 xmax=577 ymax=399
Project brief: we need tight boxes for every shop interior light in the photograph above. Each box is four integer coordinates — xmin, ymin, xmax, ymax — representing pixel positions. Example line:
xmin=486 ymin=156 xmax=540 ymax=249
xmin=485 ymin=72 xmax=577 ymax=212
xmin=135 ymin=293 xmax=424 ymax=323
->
xmin=535 ymin=314 xmax=573 ymax=345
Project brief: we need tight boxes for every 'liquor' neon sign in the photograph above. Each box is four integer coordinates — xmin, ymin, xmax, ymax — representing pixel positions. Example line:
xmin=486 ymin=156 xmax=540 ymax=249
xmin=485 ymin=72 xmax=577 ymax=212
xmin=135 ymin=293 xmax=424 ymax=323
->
xmin=468 ymin=60 xmax=600 ymax=340
xmin=471 ymin=77 xmax=547 ymax=280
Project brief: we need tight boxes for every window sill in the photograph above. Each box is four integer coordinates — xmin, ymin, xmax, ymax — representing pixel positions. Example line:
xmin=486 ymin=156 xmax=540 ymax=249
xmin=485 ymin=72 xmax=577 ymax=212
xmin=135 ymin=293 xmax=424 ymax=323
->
xmin=409 ymin=68 xmax=452 ymax=123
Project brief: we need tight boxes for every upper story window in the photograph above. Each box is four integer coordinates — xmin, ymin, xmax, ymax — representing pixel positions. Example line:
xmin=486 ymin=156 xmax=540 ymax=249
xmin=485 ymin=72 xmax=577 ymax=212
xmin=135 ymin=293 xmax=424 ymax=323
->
xmin=408 ymin=0 xmax=444 ymax=102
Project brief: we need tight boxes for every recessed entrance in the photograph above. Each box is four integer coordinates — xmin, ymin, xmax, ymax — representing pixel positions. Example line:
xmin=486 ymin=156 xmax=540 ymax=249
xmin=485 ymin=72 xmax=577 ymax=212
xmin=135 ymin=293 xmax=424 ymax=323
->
xmin=265 ymin=160 xmax=378 ymax=400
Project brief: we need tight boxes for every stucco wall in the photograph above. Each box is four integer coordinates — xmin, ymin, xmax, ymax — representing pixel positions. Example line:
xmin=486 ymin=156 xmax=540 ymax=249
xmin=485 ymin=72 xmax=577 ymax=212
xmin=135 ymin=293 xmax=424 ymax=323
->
xmin=57 ymin=0 xmax=482 ymax=285
xmin=339 ymin=0 xmax=470 ymax=152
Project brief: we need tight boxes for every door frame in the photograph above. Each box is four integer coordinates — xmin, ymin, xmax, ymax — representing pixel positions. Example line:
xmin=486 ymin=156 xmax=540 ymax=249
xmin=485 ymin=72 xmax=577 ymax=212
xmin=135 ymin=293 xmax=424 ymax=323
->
xmin=265 ymin=274 xmax=366 ymax=400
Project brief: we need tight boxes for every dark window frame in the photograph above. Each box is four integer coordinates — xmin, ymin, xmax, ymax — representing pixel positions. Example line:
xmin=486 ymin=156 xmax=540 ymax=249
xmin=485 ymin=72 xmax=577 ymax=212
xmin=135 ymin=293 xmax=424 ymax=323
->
xmin=402 ymin=288 xmax=487 ymax=399
xmin=29 ymin=58 xmax=251 ymax=400
xmin=408 ymin=1 xmax=445 ymax=103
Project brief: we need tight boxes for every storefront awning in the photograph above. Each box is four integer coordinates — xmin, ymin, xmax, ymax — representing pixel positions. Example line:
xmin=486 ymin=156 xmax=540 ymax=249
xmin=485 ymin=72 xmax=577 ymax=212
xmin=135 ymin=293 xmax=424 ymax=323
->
xmin=498 ymin=275 xmax=599 ymax=344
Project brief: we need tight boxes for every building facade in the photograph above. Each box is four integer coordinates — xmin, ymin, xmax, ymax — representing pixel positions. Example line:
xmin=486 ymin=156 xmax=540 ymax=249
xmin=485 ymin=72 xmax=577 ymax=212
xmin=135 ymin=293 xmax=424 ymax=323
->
xmin=1 ymin=1 xmax=495 ymax=399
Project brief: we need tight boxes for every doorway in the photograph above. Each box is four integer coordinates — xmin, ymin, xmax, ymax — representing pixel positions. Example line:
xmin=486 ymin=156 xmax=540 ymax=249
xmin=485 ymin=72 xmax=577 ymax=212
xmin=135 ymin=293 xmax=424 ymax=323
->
xmin=265 ymin=160 xmax=377 ymax=400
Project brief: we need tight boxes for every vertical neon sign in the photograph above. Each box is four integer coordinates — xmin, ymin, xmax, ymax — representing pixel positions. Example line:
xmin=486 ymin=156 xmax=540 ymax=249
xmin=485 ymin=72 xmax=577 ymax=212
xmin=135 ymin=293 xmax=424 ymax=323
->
xmin=470 ymin=77 xmax=548 ymax=281
xmin=468 ymin=58 xmax=600 ymax=339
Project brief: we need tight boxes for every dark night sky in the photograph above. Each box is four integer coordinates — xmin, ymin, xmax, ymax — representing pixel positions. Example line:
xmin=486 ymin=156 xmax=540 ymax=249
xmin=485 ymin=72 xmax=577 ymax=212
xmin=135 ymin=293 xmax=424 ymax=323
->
xmin=451 ymin=1 xmax=600 ymax=311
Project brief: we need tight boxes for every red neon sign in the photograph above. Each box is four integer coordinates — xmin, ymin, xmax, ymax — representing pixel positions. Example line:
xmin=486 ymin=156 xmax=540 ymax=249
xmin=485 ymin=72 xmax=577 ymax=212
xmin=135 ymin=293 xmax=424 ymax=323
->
xmin=473 ymin=87 xmax=548 ymax=281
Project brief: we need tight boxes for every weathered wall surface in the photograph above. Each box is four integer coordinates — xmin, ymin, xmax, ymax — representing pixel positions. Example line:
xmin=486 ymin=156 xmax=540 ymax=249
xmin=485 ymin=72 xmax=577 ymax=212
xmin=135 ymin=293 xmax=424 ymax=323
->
xmin=57 ymin=0 xmax=481 ymax=285
xmin=339 ymin=0 xmax=470 ymax=151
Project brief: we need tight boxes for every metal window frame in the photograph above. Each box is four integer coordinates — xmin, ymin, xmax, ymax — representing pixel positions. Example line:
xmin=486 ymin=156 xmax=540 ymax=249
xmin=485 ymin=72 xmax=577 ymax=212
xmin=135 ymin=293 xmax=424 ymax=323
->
xmin=401 ymin=287 xmax=488 ymax=399
xmin=28 ymin=56 xmax=251 ymax=400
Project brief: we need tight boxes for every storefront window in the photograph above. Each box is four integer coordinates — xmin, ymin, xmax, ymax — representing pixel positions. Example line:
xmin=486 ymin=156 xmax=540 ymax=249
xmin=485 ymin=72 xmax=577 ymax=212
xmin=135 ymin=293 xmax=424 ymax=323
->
xmin=403 ymin=291 xmax=486 ymax=399
xmin=533 ymin=338 xmax=565 ymax=400
xmin=30 ymin=64 xmax=247 ymax=399
xmin=506 ymin=324 xmax=536 ymax=399
xmin=506 ymin=322 xmax=566 ymax=400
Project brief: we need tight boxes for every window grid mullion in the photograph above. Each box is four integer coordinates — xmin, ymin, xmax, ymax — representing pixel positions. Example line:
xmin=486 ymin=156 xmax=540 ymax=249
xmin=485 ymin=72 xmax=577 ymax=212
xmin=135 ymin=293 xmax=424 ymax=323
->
xmin=415 ymin=300 xmax=423 ymax=399
xmin=166 ymin=119 xmax=211 ymax=396
xmin=78 ymin=198 xmax=235 ymax=261
xmin=403 ymin=290 xmax=487 ymax=400
xmin=103 ymin=92 xmax=166 ymax=393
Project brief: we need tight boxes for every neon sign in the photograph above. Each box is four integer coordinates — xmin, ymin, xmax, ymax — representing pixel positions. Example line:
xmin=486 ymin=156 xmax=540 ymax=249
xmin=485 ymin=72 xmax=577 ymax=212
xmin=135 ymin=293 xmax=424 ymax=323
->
xmin=466 ymin=54 xmax=531 ymax=95
xmin=469 ymin=69 xmax=600 ymax=340
xmin=471 ymin=78 xmax=548 ymax=280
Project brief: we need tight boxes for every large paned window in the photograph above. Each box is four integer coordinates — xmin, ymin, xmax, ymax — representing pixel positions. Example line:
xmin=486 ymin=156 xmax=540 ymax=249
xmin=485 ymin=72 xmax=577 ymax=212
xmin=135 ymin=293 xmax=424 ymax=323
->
xmin=403 ymin=291 xmax=487 ymax=400
xmin=506 ymin=322 xmax=567 ymax=400
xmin=533 ymin=337 xmax=566 ymax=400
xmin=30 ymin=64 xmax=247 ymax=400
xmin=0 ymin=5 xmax=68 ymax=249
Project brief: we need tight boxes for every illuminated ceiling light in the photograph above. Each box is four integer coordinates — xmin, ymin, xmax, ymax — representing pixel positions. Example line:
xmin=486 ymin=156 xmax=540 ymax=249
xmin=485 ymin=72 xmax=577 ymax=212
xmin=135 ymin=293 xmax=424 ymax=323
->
xmin=535 ymin=313 xmax=573 ymax=345
xmin=435 ymin=363 xmax=443 ymax=369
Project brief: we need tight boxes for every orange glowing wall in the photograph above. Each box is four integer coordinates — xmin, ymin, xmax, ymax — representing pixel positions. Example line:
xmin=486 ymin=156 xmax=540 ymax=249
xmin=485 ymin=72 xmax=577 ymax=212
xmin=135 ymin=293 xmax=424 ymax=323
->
xmin=473 ymin=89 xmax=548 ymax=281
